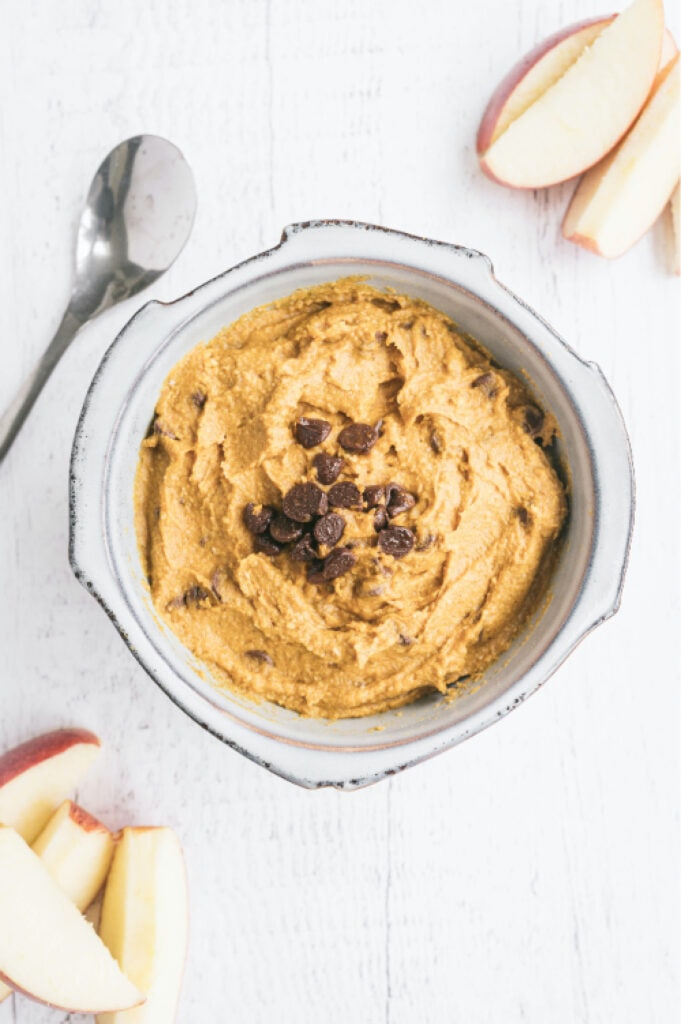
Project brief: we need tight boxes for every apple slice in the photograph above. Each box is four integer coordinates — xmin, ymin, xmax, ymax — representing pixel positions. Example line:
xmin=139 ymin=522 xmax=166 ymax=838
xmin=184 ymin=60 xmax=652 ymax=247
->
xmin=477 ymin=16 xmax=614 ymax=153
xmin=563 ymin=55 xmax=680 ymax=257
xmin=32 ymin=799 xmax=115 ymax=909
xmin=670 ymin=182 xmax=680 ymax=274
xmin=0 ymin=800 xmax=116 ymax=1005
xmin=475 ymin=19 xmax=675 ymax=153
xmin=98 ymin=826 xmax=188 ymax=1024
xmin=478 ymin=21 xmax=677 ymax=154
xmin=0 ymin=826 xmax=142 ymax=1013
xmin=659 ymin=27 xmax=679 ymax=71
xmin=0 ymin=728 xmax=101 ymax=843
xmin=479 ymin=0 xmax=665 ymax=188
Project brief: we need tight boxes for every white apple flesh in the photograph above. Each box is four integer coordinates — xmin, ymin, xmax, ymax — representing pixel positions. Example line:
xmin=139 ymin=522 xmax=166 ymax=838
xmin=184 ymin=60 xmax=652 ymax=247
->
xmin=479 ymin=0 xmax=665 ymax=188
xmin=0 ymin=826 xmax=142 ymax=1013
xmin=32 ymin=799 xmax=115 ymax=909
xmin=0 ymin=728 xmax=101 ymax=843
xmin=563 ymin=55 xmax=680 ymax=258
xmin=477 ymin=16 xmax=614 ymax=153
xmin=0 ymin=800 xmax=116 ymax=1005
xmin=98 ymin=826 xmax=188 ymax=1024
xmin=670 ymin=182 xmax=680 ymax=274
xmin=659 ymin=27 xmax=679 ymax=71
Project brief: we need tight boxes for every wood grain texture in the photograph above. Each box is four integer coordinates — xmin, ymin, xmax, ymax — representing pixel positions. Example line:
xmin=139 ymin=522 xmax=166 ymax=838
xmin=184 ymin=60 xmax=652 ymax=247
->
xmin=0 ymin=1 xmax=678 ymax=1021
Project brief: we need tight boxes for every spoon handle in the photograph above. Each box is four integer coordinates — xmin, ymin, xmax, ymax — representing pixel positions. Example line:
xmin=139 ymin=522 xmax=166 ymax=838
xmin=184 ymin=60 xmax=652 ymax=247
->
xmin=0 ymin=307 xmax=83 ymax=463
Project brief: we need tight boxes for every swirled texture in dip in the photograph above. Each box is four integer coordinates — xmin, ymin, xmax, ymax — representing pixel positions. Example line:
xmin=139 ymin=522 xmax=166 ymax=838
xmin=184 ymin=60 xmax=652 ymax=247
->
xmin=135 ymin=280 xmax=567 ymax=718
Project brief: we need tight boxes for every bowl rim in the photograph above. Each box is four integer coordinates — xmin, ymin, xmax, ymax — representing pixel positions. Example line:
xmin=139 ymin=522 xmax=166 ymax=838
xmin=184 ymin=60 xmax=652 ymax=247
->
xmin=69 ymin=219 xmax=635 ymax=789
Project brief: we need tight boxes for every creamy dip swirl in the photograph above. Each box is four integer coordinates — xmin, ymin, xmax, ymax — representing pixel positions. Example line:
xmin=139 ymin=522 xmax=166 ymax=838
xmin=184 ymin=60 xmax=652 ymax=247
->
xmin=135 ymin=280 xmax=567 ymax=718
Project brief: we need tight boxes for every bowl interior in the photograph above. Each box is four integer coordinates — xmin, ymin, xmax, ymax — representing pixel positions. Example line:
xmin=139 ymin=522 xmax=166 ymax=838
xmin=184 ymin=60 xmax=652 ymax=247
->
xmin=104 ymin=259 xmax=593 ymax=751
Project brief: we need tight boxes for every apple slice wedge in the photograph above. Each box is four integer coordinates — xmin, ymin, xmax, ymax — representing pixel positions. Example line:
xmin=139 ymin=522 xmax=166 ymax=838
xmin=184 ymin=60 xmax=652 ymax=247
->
xmin=0 ymin=728 xmax=101 ymax=843
xmin=479 ymin=0 xmax=665 ymax=188
xmin=0 ymin=826 xmax=142 ymax=1013
xmin=98 ymin=826 xmax=188 ymax=1024
xmin=563 ymin=55 xmax=680 ymax=258
xmin=32 ymin=799 xmax=115 ymax=909
xmin=478 ymin=21 xmax=677 ymax=157
xmin=477 ymin=16 xmax=614 ymax=153
xmin=0 ymin=800 xmax=116 ymax=1005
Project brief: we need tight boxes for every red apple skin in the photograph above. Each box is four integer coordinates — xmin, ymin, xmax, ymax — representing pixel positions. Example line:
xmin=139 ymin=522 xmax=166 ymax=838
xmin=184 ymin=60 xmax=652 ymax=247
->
xmin=0 ymin=974 xmax=85 ymax=1013
xmin=0 ymin=729 xmax=101 ymax=787
xmin=476 ymin=16 xmax=615 ymax=156
xmin=564 ymin=231 xmax=601 ymax=255
xmin=0 ymin=974 xmax=142 ymax=1015
xmin=477 ymin=158 xmax=521 ymax=189
xmin=67 ymin=802 xmax=108 ymax=832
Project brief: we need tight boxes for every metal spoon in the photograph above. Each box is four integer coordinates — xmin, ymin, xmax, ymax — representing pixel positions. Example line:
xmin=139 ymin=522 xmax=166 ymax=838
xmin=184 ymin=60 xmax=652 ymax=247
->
xmin=0 ymin=134 xmax=197 ymax=462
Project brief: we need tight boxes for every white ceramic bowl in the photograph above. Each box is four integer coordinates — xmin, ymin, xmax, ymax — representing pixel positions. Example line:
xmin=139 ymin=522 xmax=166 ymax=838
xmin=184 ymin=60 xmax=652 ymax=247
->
xmin=70 ymin=221 xmax=634 ymax=789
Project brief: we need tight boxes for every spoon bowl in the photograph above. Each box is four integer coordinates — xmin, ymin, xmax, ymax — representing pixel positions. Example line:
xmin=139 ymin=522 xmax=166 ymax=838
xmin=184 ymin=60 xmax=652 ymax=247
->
xmin=72 ymin=136 xmax=197 ymax=320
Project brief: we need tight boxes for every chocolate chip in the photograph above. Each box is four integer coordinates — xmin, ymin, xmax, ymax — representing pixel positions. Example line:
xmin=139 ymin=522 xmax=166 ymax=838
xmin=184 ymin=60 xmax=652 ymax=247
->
xmin=386 ymin=483 xmax=416 ymax=518
xmin=430 ymin=432 xmax=442 ymax=454
xmin=328 ymin=481 xmax=362 ymax=509
xmin=167 ymin=584 xmax=211 ymax=609
xmin=191 ymin=390 xmax=207 ymax=409
xmin=153 ymin=418 xmax=178 ymax=440
xmin=291 ymin=535 xmax=317 ymax=563
xmin=282 ymin=482 xmax=329 ymax=523
xmin=516 ymin=506 xmax=531 ymax=527
xmin=313 ymin=452 xmax=344 ymax=485
xmin=371 ymin=297 xmax=400 ymax=312
xmin=306 ymin=560 xmax=327 ymax=585
xmin=375 ymin=331 xmax=388 ymax=343
xmin=322 ymin=547 xmax=356 ymax=581
xmin=373 ymin=506 xmax=388 ymax=532
xmin=363 ymin=485 xmax=385 ymax=508
xmin=254 ymin=534 xmax=282 ymax=557
xmin=338 ymin=422 xmax=379 ymax=453
xmin=399 ymin=634 xmax=413 ymax=646
xmin=415 ymin=533 xmax=435 ymax=551
xmin=269 ymin=514 xmax=304 ymax=544
xmin=314 ymin=512 xmax=346 ymax=547
xmin=471 ymin=372 xmax=497 ymax=397
xmin=294 ymin=417 xmax=332 ymax=448
xmin=243 ymin=503 xmax=275 ymax=535
xmin=523 ymin=407 xmax=545 ymax=437
xmin=184 ymin=585 xmax=211 ymax=604
xmin=245 ymin=649 xmax=273 ymax=665
xmin=378 ymin=526 xmax=415 ymax=558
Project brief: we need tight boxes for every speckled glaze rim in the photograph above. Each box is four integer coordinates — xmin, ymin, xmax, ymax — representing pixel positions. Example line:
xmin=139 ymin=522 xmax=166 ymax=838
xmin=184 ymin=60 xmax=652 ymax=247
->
xmin=69 ymin=220 xmax=635 ymax=789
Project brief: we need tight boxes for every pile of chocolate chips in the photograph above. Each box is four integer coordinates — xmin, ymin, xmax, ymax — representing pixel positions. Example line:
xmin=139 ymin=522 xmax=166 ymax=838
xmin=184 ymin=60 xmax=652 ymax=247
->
xmin=242 ymin=417 xmax=417 ymax=584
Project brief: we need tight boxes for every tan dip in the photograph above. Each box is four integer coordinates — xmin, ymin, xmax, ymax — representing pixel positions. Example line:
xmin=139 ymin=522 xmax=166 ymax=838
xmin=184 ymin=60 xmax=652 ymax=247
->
xmin=134 ymin=280 xmax=567 ymax=718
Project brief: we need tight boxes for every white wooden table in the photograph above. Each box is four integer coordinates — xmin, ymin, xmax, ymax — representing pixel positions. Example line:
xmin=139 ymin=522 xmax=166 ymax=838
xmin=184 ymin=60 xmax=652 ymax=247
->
xmin=1 ymin=2 xmax=678 ymax=1021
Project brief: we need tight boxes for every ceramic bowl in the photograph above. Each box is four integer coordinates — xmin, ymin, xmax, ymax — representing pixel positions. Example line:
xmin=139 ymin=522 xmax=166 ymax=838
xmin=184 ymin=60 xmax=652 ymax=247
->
xmin=69 ymin=221 xmax=634 ymax=789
